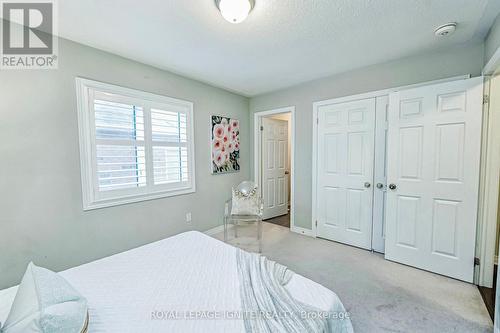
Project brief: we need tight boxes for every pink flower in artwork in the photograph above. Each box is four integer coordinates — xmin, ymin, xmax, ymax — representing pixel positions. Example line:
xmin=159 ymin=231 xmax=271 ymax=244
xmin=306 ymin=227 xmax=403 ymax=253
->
xmin=228 ymin=142 xmax=235 ymax=153
xmin=230 ymin=119 xmax=239 ymax=130
xmin=234 ymin=142 xmax=240 ymax=151
xmin=223 ymin=151 xmax=230 ymax=163
xmin=213 ymin=124 xmax=226 ymax=139
xmin=213 ymin=139 xmax=224 ymax=151
xmin=212 ymin=150 xmax=225 ymax=167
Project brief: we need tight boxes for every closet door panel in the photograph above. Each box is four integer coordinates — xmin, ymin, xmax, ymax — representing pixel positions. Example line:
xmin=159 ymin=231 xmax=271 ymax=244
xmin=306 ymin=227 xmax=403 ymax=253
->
xmin=384 ymin=77 xmax=483 ymax=282
xmin=316 ymin=98 xmax=376 ymax=249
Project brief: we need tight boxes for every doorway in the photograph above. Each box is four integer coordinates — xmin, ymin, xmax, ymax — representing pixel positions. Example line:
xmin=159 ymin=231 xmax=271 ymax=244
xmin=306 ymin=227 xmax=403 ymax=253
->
xmin=477 ymin=63 xmax=500 ymax=322
xmin=254 ymin=107 xmax=295 ymax=230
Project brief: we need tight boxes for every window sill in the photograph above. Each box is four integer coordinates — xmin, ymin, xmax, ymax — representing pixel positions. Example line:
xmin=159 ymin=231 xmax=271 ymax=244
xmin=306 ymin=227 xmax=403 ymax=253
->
xmin=83 ymin=187 xmax=196 ymax=211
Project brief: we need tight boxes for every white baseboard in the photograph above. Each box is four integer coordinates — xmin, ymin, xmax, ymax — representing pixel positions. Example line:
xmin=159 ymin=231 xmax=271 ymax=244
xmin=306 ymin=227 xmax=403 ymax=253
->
xmin=204 ymin=224 xmax=225 ymax=236
xmin=204 ymin=224 xmax=235 ymax=236
xmin=291 ymin=226 xmax=315 ymax=237
xmin=207 ymin=224 xmax=313 ymax=238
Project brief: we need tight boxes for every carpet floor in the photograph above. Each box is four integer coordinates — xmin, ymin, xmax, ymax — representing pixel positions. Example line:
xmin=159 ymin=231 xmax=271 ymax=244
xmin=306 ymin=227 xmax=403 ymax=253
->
xmin=212 ymin=222 xmax=493 ymax=333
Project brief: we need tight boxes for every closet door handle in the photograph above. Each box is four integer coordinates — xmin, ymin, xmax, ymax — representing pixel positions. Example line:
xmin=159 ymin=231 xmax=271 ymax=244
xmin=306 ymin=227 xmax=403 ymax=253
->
xmin=376 ymin=183 xmax=384 ymax=189
xmin=388 ymin=184 xmax=397 ymax=190
xmin=364 ymin=182 xmax=371 ymax=188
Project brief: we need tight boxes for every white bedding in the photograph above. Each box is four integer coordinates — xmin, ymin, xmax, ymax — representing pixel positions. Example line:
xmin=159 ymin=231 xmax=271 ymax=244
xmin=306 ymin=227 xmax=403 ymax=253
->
xmin=0 ymin=231 xmax=347 ymax=332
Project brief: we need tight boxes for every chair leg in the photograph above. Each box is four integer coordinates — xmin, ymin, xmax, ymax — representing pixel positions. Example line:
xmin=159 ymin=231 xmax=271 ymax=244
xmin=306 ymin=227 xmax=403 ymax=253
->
xmin=224 ymin=216 xmax=227 ymax=242
xmin=258 ymin=219 xmax=262 ymax=253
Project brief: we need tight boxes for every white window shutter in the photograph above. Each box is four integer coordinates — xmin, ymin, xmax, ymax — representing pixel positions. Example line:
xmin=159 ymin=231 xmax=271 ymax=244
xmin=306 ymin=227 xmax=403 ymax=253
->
xmin=76 ymin=78 xmax=196 ymax=210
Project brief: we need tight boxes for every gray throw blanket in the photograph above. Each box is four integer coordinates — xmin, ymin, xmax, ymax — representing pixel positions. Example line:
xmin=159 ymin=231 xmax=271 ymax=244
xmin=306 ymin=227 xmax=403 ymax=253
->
xmin=236 ymin=249 xmax=354 ymax=333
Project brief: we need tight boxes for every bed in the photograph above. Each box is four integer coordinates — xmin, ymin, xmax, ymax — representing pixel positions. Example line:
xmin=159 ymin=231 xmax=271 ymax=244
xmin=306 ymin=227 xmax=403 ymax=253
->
xmin=0 ymin=231 xmax=351 ymax=332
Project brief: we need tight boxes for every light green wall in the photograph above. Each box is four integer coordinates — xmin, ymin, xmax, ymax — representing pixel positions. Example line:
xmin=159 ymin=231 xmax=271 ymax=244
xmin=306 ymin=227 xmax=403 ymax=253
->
xmin=486 ymin=13 xmax=500 ymax=65
xmin=249 ymin=42 xmax=485 ymax=230
xmin=0 ymin=37 xmax=249 ymax=289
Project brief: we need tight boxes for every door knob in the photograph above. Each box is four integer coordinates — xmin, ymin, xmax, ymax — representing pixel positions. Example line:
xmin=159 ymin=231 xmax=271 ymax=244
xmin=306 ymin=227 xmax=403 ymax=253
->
xmin=364 ymin=182 xmax=371 ymax=188
xmin=285 ymin=171 xmax=290 ymax=175
xmin=388 ymin=184 xmax=397 ymax=190
xmin=376 ymin=183 xmax=384 ymax=189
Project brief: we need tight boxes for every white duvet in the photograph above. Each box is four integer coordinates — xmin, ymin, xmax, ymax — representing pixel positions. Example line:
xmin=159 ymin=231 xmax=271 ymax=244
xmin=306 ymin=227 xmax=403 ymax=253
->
xmin=0 ymin=231 xmax=348 ymax=332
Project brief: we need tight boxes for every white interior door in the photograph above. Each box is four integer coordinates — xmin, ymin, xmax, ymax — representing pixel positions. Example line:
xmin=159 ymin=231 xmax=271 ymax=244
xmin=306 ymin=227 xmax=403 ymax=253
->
xmin=385 ymin=77 xmax=483 ymax=282
xmin=262 ymin=118 xmax=289 ymax=220
xmin=316 ymin=98 xmax=376 ymax=250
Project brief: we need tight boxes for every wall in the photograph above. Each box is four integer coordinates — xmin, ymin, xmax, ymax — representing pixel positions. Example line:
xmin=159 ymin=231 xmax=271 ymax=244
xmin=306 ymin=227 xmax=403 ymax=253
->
xmin=486 ymin=13 xmax=500 ymax=65
xmin=249 ymin=42 xmax=485 ymax=230
xmin=0 ymin=37 xmax=249 ymax=289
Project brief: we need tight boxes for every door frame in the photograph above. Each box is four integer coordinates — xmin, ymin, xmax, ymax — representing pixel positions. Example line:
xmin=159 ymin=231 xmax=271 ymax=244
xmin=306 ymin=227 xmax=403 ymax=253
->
xmin=477 ymin=53 xmax=500 ymax=288
xmin=311 ymin=75 xmax=470 ymax=239
xmin=254 ymin=106 xmax=296 ymax=231
xmin=484 ymin=45 xmax=500 ymax=333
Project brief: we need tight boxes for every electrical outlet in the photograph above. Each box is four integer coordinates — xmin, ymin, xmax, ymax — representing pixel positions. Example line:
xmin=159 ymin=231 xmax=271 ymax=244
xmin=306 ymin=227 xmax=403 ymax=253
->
xmin=186 ymin=212 xmax=192 ymax=223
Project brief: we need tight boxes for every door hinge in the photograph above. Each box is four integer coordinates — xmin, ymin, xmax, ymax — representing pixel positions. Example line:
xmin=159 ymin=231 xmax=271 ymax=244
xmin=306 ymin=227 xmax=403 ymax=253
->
xmin=474 ymin=257 xmax=480 ymax=266
xmin=483 ymin=95 xmax=490 ymax=105
xmin=315 ymin=220 xmax=318 ymax=227
xmin=316 ymin=118 xmax=319 ymax=125
xmin=260 ymin=125 xmax=264 ymax=131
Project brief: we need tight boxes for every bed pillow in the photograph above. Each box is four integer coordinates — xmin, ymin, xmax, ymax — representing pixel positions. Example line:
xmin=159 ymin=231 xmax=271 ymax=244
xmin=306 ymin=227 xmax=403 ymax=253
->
xmin=0 ymin=262 xmax=88 ymax=333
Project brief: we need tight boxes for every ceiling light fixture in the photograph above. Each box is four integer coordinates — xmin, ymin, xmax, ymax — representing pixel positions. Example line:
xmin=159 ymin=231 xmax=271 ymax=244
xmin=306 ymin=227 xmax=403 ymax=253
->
xmin=215 ymin=0 xmax=255 ymax=24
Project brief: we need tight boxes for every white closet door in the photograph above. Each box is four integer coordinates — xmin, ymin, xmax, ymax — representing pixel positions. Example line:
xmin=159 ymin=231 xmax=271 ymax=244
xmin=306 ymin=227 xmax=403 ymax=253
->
xmin=372 ymin=96 xmax=389 ymax=253
xmin=316 ymin=98 xmax=376 ymax=250
xmin=385 ymin=77 xmax=483 ymax=282
xmin=262 ymin=118 xmax=289 ymax=220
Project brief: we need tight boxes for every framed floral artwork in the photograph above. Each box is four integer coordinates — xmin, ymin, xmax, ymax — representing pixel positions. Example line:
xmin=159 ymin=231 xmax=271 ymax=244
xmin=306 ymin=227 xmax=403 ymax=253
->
xmin=211 ymin=115 xmax=240 ymax=174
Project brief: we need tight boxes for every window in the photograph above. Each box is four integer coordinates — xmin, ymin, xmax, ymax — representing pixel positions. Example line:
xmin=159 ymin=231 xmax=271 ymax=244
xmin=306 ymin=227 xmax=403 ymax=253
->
xmin=76 ymin=78 xmax=195 ymax=210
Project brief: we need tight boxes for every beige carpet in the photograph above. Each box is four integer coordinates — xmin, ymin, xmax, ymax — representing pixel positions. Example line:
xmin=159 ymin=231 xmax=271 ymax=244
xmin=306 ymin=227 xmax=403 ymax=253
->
xmin=212 ymin=222 xmax=493 ymax=333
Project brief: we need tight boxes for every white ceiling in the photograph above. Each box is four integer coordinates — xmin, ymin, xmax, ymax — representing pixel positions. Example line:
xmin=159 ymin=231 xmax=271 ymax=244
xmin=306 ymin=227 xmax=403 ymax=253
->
xmin=56 ymin=0 xmax=500 ymax=96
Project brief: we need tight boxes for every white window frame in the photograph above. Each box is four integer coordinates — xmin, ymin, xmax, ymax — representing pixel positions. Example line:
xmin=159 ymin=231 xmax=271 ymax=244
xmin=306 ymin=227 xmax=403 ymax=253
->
xmin=76 ymin=77 xmax=196 ymax=210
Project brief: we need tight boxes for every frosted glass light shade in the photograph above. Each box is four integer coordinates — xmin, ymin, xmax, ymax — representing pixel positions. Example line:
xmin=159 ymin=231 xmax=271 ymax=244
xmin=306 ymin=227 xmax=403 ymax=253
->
xmin=217 ymin=0 xmax=254 ymax=24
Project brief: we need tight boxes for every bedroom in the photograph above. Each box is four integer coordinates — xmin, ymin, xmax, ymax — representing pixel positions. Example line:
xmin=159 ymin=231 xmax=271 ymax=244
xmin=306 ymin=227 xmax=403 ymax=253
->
xmin=1 ymin=0 xmax=500 ymax=332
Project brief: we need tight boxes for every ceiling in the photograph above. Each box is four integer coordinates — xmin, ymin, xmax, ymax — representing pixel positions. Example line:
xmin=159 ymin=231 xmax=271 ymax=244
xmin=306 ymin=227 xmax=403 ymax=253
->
xmin=55 ymin=0 xmax=500 ymax=96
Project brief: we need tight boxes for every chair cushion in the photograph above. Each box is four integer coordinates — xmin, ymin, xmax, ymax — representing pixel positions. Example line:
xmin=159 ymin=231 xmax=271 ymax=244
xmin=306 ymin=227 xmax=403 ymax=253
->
xmin=1 ymin=262 xmax=88 ymax=333
xmin=231 ymin=187 xmax=260 ymax=216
